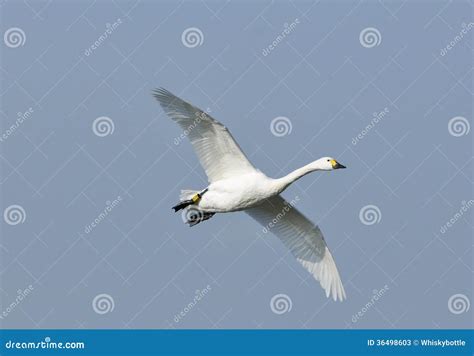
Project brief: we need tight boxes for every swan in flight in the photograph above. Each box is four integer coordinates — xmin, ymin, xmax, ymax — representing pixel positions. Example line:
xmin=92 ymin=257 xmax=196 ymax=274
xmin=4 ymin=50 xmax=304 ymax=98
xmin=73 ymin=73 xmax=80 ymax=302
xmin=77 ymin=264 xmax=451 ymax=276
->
xmin=153 ymin=88 xmax=347 ymax=301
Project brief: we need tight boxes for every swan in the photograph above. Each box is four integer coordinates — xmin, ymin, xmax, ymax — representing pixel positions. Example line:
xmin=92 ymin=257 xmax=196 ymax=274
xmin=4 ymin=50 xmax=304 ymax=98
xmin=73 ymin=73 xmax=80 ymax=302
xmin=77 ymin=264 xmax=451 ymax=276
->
xmin=153 ymin=88 xmax=347 ymax=301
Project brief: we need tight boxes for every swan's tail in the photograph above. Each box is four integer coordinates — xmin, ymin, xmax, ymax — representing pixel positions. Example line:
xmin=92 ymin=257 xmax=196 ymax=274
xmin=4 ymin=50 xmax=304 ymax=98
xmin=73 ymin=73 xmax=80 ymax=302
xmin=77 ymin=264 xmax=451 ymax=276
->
xmin=172 ymin=189 xmax=214 ymax=226
xmin=180 ymin=189 xmax=201 ymax=202
xmin=172 ymin=190 xmax=199 ymax=212
xmin=172 ymin=189 xmax=207 ymax=212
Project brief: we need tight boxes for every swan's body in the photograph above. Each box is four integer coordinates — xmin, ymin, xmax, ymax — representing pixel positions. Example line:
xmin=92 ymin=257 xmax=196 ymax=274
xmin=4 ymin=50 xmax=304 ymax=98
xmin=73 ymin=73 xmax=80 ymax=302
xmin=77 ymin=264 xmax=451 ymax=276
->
xmin=153 ymin=88 xmax=347 ymax=302
xmin=198 ymin=172 xmax=280 ymax=212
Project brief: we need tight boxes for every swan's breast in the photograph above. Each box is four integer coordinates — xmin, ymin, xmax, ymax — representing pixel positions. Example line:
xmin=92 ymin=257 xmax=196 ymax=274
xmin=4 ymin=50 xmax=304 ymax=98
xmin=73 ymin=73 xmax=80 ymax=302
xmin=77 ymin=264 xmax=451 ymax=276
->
xmin=199 ymin=173 xmax=278 ymax=212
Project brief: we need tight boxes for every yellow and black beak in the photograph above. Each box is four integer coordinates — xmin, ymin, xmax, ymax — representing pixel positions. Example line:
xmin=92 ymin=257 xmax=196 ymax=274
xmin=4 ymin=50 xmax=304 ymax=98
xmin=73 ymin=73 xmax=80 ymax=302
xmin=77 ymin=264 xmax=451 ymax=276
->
xmin=330 ymin=159 xmax=346 ymax=169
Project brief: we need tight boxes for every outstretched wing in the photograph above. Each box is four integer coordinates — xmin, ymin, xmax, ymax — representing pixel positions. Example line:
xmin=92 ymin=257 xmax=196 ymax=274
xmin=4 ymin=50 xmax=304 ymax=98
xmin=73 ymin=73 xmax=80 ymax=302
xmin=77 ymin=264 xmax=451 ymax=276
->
xmin=246 ymin=195 xmax=346 ymax=301
xmin=153 ymin=88 xmax=257 ymax=182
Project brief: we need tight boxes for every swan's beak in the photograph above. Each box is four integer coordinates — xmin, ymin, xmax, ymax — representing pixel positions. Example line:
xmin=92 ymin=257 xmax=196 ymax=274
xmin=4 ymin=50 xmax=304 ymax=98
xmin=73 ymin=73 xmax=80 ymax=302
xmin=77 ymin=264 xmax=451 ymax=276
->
xmin=331 ymin=160 xmax=346 ymax=169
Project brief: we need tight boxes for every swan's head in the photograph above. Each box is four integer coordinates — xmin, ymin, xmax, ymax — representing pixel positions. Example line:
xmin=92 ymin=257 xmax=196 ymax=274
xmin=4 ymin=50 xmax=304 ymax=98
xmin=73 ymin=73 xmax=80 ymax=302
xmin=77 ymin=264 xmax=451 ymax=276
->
xmin=314 ymin=157 xmax=346 ymax=171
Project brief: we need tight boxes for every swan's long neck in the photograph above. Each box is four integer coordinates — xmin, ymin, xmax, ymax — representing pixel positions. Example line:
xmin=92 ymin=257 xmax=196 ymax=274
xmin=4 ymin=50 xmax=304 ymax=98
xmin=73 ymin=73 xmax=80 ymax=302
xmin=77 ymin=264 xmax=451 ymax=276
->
xmin=275 ymin=162 xmax=321 ymax=192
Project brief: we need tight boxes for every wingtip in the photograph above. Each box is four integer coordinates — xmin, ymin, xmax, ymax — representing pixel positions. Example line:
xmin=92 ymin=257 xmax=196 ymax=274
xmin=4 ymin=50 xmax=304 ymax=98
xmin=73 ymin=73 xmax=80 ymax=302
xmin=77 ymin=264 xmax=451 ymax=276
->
xmin=151 ymin=87 xmax=168 ymax=99
xmin=329 ymin=293 xmax=345 ymax=302
xmin=337 ymin=288 xmax=347 ymax=302
xmin=326 ymin=281 xmax=346 ymax=302
xmin=152 ymin=87 xmax=182 ymax=108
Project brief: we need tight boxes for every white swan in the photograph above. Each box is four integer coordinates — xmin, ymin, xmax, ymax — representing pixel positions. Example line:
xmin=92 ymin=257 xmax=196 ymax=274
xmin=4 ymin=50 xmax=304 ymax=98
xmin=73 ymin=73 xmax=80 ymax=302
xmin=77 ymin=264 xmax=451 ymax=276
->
xmin=153 ymin=88 xmax=347 ymax=301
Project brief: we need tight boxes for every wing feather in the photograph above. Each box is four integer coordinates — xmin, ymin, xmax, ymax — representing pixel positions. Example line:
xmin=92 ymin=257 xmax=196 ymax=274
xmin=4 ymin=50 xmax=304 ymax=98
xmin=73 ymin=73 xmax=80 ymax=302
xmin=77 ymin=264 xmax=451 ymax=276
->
xmin=246 ymin=195 xmax=346 ymax=301
xmin=153 ymin=88 xmax=257 ymax=182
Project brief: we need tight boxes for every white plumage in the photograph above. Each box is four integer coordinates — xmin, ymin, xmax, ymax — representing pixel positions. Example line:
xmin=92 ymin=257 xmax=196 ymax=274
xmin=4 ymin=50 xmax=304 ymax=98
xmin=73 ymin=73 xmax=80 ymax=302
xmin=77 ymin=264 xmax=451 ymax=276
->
xmin=153 ymin=88 xmax=347 ymax=302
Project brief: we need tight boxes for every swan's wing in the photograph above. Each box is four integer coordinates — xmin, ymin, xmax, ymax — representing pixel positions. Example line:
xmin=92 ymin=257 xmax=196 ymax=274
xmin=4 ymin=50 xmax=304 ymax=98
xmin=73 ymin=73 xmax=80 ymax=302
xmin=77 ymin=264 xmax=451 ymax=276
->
xmin=246 ymin=195 xmax=346 ymax=301
xmin=153 ymin=88 xmax=257 ymax=182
